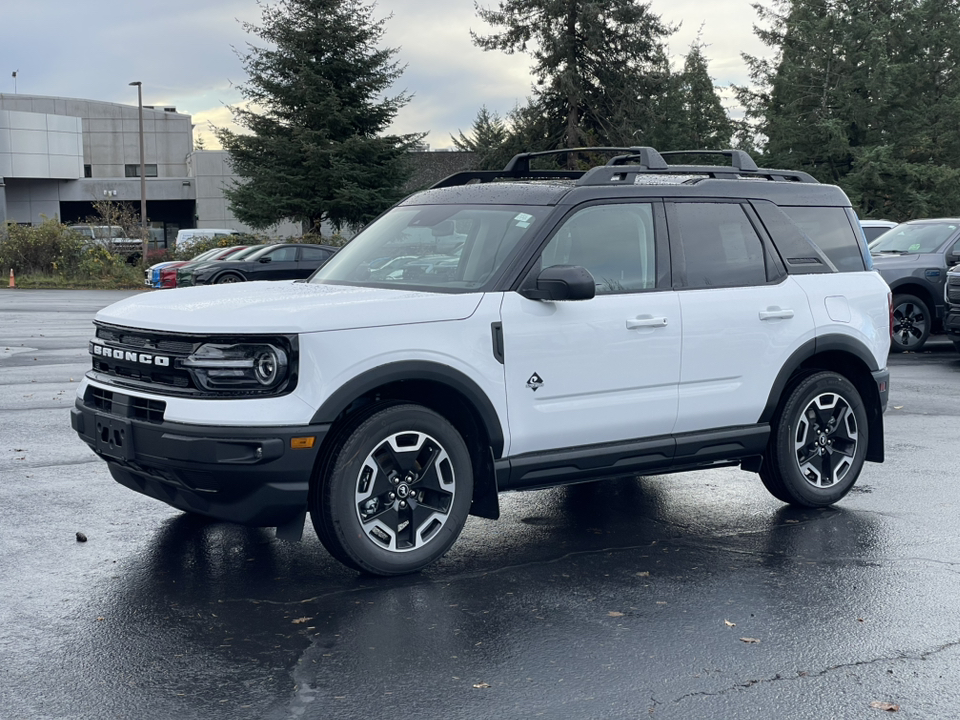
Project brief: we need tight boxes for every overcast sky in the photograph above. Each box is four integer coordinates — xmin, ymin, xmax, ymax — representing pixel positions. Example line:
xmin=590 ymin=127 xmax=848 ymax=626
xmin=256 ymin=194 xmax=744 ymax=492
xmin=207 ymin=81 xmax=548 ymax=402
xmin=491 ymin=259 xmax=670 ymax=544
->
xmin=0 ymin=0 xmax=768 ymax=150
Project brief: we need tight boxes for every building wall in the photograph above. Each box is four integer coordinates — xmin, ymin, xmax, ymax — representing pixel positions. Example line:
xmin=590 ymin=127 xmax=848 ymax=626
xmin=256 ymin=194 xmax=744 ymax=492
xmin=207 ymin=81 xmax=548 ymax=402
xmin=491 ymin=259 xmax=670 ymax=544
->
xmin=188 ymin=150 xmax=300 ymax=237
xmin=0 ymin=109 xmax=83 ymax=180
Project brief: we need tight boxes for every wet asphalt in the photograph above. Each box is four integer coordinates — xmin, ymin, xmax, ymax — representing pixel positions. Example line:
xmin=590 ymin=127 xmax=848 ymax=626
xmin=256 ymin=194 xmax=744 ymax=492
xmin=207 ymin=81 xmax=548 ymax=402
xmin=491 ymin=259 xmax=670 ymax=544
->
xmin=1 ymin=288 xmax=959 ymax=720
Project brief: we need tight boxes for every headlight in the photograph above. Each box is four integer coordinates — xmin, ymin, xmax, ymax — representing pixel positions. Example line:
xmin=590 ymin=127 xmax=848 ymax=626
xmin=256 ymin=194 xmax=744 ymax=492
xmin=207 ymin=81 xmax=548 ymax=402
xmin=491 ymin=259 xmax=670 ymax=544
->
xmin=180 ymin=343 xmax=289 ymax=391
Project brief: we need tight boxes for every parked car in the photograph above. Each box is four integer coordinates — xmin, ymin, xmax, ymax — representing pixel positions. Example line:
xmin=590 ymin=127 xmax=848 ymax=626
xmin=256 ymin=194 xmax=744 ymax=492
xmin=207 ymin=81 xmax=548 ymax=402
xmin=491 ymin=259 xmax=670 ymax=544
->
xmin=869 ymin=219 xmax=960 ymax=351
xmin=175 ymin=244 xmax=268 ymax=287
xmin=73 ymin=146 xmax=890 ymax=577
xmin=180 ymin=243 xmax=337 ymax=286
xmin=144 ymin=246 xmax=238 ymax=288
xmin=943 ymin=265 xmax=960 ymax=353
xmin=69 ymin=224 xmax=140 ymax=258
xmin=859 ymin=219 xmax=898 ymax=243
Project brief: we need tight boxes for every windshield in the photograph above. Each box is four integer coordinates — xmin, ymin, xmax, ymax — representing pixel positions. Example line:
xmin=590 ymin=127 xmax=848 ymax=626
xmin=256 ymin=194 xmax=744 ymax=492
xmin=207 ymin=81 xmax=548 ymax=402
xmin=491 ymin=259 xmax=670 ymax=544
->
xmin=869 ymin=222 xmax=958 ymax=254
xmin=223 ymin=245 xmax=265 ymax=260
xmin=309 ymin=204 xmax=546 ymax=292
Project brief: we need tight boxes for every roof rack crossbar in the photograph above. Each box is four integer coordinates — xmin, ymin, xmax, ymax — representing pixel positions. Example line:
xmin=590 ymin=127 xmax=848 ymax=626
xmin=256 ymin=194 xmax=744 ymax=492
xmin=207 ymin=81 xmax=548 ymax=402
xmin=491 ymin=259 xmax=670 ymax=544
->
xmin=430 ymin=169 xmax=583 ymax=189
xmin=501 ymin=146 xmax=667 ymax=176
xmin=577 ymin=164 xmax=819 ymax=185
xmin=659 ymin=149 xmax=760 ymax=172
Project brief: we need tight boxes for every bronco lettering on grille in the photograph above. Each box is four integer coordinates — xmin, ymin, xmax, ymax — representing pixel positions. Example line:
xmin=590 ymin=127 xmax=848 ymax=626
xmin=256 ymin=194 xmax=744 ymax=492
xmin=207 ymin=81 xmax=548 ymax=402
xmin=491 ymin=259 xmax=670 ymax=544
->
xmin=91 ymin=343 xmax=171 ymax=367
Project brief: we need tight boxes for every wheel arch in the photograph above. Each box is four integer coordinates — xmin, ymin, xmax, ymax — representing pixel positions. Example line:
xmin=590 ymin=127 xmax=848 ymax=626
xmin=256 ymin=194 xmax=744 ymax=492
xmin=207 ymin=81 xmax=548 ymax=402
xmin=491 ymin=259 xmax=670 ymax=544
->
xmin=309 ymin=361 xmax=504 ymax=519
xmin=889 ymin=281 xmax=940 ymax=317
xmin=212 ymin=270 xmax=246 ymax=283
xmin=760 ymin=336 xmax=884 ymax=463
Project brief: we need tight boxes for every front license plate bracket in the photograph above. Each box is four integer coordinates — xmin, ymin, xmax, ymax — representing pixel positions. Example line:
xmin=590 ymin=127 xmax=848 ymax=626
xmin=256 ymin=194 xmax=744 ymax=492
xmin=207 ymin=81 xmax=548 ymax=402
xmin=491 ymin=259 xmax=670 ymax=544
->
xmin=95 ymin=414 xmax=134 ymax=461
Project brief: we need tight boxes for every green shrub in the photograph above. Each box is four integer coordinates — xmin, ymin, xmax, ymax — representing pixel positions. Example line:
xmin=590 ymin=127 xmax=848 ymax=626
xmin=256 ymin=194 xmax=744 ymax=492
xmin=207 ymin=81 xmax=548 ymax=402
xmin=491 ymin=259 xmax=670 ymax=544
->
xmin=0 ymin=217 xmax=84 ymax=275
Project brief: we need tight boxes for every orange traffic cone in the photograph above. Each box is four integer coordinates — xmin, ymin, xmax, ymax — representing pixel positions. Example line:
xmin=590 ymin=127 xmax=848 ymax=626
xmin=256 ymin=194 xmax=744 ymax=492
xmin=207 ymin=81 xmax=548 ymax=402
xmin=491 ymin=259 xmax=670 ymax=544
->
xmin=8 ymin=269 xmax=14 ymax=288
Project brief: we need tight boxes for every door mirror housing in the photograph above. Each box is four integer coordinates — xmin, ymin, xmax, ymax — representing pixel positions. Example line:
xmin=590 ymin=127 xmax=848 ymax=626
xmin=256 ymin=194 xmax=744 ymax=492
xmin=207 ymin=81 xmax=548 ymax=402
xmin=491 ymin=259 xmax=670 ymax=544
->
xmin=259 ymin=256 xmax=273 ymax=264
xmin=520 ymin=265 xmax=596 ymax=301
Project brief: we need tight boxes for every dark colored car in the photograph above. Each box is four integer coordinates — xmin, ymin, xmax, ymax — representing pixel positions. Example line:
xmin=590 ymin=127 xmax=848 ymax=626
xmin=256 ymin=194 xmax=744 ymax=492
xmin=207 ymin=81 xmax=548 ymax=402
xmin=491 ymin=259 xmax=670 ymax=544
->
xmin=176 ymin=244 xmax=268 ymax=287
xmin=869 ymin=219 xmax=960 ymax=352
xmin=181 ymin=243 xmax=337 ymax=286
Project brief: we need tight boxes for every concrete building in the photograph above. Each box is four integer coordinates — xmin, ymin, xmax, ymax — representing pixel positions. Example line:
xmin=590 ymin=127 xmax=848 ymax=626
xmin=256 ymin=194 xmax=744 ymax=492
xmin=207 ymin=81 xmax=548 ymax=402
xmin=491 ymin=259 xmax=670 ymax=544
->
xmin=0 ymin=93 xmax=297 ymax=246
xmin=0 ymin=93 xmax=475 ymax=247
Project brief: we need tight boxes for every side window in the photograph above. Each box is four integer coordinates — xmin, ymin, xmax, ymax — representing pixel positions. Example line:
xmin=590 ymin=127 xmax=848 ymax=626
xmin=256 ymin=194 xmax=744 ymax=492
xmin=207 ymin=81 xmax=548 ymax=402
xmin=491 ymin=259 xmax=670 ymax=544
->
xmin=781 ymin=207 xmax=866 ymax=272
xmin=301 ymin=247 xmax=332 ymax=261
xmin=265 ymin=246 xmax=298 ymax=262
xmin=540 ymin=203 xmax=656 ymax=295
xmin=675 ymin=203 xmax=767 ymax=288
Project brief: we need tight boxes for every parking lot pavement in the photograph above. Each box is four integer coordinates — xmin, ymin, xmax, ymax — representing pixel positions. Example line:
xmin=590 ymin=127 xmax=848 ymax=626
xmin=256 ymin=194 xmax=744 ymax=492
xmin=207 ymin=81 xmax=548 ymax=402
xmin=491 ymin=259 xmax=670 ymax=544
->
xmin=3 ymin=289 xmax=960 ymax=719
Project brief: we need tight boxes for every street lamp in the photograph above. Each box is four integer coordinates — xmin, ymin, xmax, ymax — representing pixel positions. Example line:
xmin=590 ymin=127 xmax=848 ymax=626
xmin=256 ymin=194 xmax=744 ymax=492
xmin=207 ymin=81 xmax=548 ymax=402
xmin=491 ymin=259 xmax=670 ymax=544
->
xmin=129 ymin=81 xmax=148 ymax=263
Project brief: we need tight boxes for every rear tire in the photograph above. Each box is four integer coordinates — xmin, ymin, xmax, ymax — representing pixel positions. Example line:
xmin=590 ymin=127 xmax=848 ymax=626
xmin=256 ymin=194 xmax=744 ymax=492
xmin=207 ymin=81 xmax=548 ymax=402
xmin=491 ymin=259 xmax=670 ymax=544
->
xmin=311 ymin=404 xmax=473 ymax=576
xmin=891 ymin=294 xmax=930 ymax=352
xmin=760 ymin=371 xmax=868 ymax=507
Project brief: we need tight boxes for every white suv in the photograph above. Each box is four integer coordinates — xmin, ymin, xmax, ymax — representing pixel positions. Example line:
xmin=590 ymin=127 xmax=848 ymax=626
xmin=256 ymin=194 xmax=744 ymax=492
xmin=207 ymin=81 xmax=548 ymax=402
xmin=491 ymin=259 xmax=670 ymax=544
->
xmin=72 ymin=147 xmax=892 ymax=576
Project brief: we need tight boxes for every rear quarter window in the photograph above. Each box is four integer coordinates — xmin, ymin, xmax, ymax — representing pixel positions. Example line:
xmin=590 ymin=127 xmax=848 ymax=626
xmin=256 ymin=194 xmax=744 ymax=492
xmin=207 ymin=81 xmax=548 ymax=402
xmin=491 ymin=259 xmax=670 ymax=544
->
xmin=781 ymin=207 xmax=866 ymax=272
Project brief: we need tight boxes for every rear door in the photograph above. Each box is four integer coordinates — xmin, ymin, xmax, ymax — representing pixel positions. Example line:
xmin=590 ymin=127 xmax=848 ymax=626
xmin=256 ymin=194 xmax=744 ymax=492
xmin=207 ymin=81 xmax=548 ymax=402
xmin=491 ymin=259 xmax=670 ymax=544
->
xmin=667 ymin=200 xmax=816 ymax=433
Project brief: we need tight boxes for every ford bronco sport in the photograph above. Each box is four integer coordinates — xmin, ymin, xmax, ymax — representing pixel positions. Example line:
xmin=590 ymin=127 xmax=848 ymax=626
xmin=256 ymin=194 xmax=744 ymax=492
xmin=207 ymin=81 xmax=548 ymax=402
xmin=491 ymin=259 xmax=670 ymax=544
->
xmin=72 ymin=147 xmax=891 ymax=576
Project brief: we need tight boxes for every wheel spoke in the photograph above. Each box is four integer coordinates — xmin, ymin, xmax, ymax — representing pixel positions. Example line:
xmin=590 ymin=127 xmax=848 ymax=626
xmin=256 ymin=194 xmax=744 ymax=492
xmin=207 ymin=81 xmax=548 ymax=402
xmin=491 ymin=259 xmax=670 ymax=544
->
xmin=354 ymin=429 xmax=457 ymax=554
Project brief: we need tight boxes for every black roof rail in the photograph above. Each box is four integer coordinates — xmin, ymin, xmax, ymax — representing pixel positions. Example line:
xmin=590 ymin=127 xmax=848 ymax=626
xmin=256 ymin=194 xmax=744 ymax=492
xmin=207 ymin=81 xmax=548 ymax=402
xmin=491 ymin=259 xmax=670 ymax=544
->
xmin=429 ymin=147 xmax=664 ymax=189
xmin=659 ymin=149 xmax=760 ymax=172
xmin=430 ymin=145 xmax=819 ymax=189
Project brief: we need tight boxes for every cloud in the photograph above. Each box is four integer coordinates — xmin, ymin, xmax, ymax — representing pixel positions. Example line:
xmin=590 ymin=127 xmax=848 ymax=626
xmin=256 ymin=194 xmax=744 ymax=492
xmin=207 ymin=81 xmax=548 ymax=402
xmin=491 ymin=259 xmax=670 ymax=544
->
xmin=0 ymin=0 xmax=771 ymax=151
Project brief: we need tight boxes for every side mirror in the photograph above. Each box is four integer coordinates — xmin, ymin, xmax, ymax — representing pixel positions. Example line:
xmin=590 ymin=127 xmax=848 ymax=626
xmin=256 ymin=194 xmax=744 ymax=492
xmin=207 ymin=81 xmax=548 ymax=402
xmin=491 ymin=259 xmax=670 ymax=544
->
xmin=520 ymin=265 xmax=596 ymax=301
xmin=259 ymin=256 xmax=272 ymax=264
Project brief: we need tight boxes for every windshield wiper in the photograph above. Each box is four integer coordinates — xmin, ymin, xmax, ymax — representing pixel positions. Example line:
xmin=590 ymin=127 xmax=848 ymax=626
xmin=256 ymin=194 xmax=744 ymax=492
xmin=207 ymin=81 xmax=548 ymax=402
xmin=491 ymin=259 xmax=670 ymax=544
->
xmin=871 ymin=249 xmax=908 ymax=255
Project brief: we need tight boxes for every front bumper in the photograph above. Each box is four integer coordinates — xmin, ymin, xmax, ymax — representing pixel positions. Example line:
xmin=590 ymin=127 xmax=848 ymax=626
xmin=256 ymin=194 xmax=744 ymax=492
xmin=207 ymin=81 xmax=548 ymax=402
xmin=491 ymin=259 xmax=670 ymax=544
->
xmin=72 ymin=394 xmax=328 ymax=527
xmin=945 ymin=307 xmax=960 ymax=341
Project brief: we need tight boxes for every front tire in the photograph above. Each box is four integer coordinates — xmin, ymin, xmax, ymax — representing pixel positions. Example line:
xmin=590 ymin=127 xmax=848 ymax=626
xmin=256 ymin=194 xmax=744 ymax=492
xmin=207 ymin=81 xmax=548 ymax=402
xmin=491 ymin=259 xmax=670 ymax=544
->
xmin=891 ymin=294 xmax=930 ymax=352
xmin=759 ymin=372 xmax=868 ymax=507
xmin=311 ymin=404 xmax=473 ymax=576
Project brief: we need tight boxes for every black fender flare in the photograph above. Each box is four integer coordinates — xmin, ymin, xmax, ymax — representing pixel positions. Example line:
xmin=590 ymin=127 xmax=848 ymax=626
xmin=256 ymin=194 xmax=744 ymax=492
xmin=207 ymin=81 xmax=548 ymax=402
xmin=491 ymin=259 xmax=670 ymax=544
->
xmin=309 ymin=360 xmax=505 ymax=457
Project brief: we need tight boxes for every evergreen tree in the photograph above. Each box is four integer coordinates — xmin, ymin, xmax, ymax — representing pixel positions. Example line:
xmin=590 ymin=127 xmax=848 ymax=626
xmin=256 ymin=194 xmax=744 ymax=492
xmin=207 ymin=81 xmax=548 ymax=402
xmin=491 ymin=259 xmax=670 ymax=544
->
xmin=738 ymin=0 xmax=960 ymax=220
xmin=451 ymin=106 xmax=513 ymax=169
xmin=472 ymin=0 xmax=675 ymax=164
xmin=215 ymin=0 xmax=424 ymax=231
xmin=672 ymin=39 xmax=732 ymax=150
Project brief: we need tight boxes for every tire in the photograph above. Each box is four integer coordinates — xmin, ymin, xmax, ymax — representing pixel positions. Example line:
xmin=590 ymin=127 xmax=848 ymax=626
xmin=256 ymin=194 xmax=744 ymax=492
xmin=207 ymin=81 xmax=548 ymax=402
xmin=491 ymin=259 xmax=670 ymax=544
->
xmin=759 ymin=371 xmax=868 ymax=507
xmin=311 ymin=404 xmax=473 ymax=576
xmin=891 ymin=294 xmax=930 ymax=352
xmin=215 ymin=273 xmax=243 ymax=284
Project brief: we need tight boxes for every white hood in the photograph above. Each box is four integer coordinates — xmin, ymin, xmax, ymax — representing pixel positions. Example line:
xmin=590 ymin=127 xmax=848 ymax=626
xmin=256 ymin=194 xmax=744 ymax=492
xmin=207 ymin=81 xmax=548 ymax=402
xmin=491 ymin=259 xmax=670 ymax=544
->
xmin=95 ymin=282 xmax=484 ymax=334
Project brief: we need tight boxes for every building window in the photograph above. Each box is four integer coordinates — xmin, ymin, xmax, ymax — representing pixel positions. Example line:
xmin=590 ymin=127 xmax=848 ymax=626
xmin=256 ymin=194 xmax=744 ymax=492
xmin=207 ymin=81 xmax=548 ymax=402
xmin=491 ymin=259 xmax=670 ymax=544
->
xmin=83 ymin=164 xmax=92 ymax=178
xmin=125 ymin=164 xmax=158 ymax=178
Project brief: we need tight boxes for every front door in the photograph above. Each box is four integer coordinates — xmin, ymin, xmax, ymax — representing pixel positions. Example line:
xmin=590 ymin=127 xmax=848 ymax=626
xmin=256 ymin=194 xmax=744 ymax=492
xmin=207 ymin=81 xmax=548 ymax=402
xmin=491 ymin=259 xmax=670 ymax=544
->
xmin=500 ymin=202 xmax=681 ymax=457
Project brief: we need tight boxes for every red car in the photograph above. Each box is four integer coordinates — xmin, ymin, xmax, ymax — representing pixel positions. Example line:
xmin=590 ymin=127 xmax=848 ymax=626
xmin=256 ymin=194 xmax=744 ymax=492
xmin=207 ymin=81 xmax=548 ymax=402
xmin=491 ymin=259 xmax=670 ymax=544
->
xmin=157 ymin=246 xmax=251 ymax=288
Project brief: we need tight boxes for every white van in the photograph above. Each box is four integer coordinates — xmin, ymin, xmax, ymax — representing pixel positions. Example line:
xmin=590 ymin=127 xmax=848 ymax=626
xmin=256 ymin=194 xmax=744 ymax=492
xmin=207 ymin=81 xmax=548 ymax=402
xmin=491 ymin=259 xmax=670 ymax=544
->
xmin=175 ymin=228 xmax=240 ymax=250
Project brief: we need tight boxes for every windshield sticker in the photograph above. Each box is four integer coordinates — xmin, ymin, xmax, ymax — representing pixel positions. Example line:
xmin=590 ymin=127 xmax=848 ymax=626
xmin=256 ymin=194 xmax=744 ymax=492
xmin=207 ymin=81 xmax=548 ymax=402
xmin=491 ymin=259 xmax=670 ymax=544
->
xmin=514 ymin=213 xmax=534 ymax=222
xmin=908 ymin=243 xmax=921 ymax=252
xmin=516 ymin=221 xmax=531 ymax=229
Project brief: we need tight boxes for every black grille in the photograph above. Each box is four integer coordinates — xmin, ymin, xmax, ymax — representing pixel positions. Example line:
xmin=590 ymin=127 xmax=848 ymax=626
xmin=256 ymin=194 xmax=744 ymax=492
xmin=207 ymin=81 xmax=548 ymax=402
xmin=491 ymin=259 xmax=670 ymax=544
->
xmin=88 ymin=386 xmax=114 ymax=413
xmin=84 ymin=386 xmax=166 ymax=423
xmin=947 ymin=277 xmax=960 ymax=304
xmin=92 ymin=323 xmax=199 ymax=393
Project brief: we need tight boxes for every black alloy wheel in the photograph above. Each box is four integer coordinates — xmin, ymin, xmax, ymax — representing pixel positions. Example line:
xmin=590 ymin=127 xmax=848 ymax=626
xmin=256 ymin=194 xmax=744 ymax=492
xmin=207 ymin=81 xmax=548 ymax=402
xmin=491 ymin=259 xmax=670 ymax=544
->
xmin=311 ymin=403 xmax=473 ymax=576
xmin=759 ymin=371 xmax=868 ymax=507
xmin=891 ymin=294 xmax=930 ymax=352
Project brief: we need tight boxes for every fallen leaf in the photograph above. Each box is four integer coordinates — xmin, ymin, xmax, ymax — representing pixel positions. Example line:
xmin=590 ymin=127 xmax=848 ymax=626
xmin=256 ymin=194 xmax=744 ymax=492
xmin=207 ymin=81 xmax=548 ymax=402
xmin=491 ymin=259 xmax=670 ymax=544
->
xmin=473 ymin=683 xmax=491 ymax=689
xmin=608 ymin=611 xmax=625 ymax=617
xmin=893 ymin=406 xmax=903 ymax=410
xmin=636 ymin=571 xmax=650 ymax=577
xmin=291 ymin=617 xmax=312 ymax=624
xmin=724 ymin=620 xmax=736 ymax=627
xmin=740 ymin=637 xmax=760 ymax=644
xmin=870 ymin=701 xmax=900 ymax=712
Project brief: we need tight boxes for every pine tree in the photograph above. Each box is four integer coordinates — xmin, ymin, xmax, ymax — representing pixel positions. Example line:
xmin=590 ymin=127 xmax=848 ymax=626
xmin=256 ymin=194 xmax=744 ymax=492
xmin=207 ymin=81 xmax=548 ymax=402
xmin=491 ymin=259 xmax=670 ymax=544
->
xmin=215 ymin=0 xmax=425 ymax=231
xmin=672 ymin=39 xmax=732 ymax=150
xmin=451 ymin=106 xmax=512 ymax=169
xmin=472 ymin=0 xmax=675 ymax=165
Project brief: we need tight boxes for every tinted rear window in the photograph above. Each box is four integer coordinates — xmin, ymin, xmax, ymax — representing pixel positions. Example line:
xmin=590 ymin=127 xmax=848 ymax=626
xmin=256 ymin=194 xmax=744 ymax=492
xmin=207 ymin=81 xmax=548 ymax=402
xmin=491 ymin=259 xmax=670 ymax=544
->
xmin=781 ymin=207 xmax=866 ymax=272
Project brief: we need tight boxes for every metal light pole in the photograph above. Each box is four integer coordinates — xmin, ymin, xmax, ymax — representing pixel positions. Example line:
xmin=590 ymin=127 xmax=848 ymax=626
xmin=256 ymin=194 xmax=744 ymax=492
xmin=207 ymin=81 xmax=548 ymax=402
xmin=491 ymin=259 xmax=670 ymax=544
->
xmin=129 ymin=81 xmax=148 ymax=263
